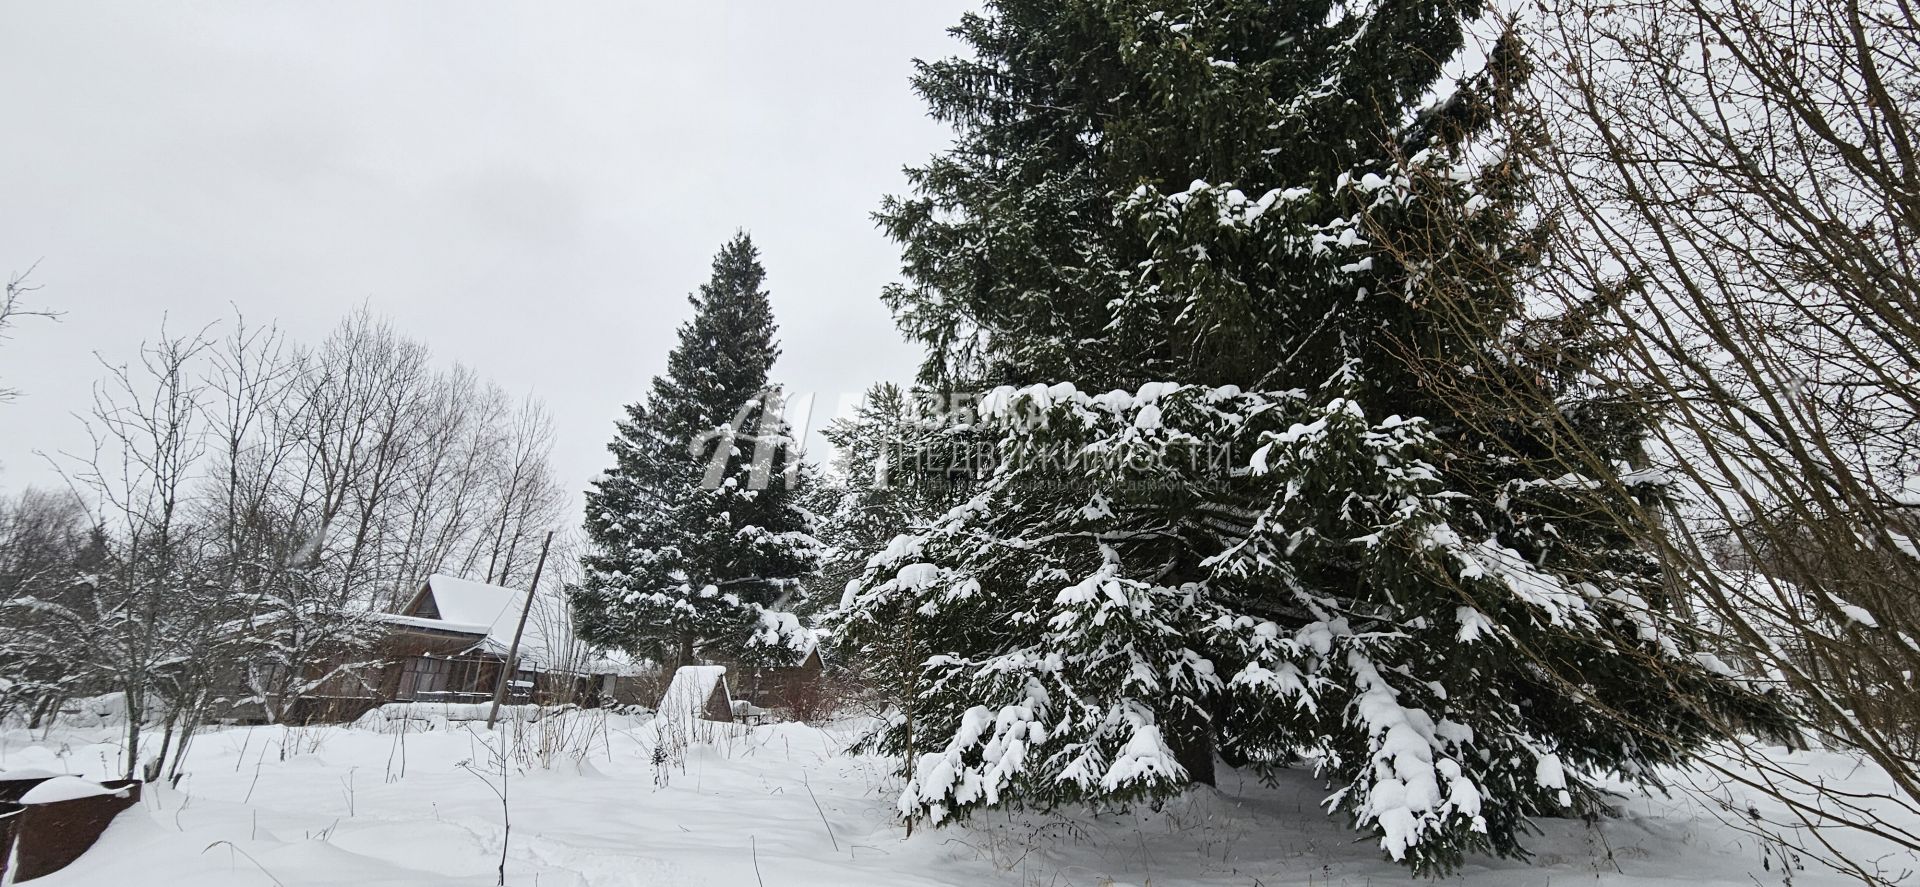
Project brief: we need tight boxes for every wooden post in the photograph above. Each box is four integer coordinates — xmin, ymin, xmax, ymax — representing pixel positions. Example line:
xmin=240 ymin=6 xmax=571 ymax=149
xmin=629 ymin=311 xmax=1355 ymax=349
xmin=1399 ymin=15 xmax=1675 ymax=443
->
xmin=487 ymin=530 xmax=554 ymax=729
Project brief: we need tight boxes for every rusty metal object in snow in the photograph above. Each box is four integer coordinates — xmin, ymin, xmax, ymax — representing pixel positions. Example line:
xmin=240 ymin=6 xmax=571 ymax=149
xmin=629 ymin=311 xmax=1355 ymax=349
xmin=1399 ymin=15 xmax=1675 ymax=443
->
xmin=3 ymin=778 xmax=143 ymax=882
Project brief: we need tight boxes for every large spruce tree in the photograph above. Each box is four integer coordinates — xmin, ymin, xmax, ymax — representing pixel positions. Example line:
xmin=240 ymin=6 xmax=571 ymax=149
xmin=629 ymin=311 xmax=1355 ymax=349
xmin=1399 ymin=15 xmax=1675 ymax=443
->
xmin=832 ymin=0 xmax=1790 ymax=871
xmin=575 ymin=233 xmax=820 ymax=667
xmin=813 ymin=383 xmax=958 ymax=598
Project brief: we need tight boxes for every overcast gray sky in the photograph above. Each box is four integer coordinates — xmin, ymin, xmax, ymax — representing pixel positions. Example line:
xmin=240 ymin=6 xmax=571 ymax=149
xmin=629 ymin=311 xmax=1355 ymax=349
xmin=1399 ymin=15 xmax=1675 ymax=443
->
xmin=0 ymin=1 xmax=972 ymax=501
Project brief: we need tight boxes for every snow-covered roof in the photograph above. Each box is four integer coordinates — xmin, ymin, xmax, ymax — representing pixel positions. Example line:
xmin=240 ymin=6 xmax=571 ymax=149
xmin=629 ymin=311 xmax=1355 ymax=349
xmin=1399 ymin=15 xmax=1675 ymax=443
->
xmin=422 ymin=573 xmax=528 ymax=627
xmin=371 ymin=612 xmax=491 ymax=636
xmin=20 ymin=775 xmax=123 ymax=803
xmin=659 ymin=665 xmax=729 ymax=721
xmin=392 ymin=574 xmax=586 ymax=673
xmin=0 ymin=767 xmax=62 ymax=781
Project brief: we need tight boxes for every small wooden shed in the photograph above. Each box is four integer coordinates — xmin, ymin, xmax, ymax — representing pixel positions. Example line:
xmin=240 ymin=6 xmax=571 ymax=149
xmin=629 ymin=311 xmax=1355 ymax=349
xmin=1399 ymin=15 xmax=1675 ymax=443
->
xmin=658 ymin=665 xmax=733 ymax=723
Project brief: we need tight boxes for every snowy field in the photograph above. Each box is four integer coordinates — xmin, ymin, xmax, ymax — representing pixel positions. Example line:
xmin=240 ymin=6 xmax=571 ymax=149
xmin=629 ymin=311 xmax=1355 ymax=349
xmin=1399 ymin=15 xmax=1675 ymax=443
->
xmin=2 ymin=709 xmax=1913 ymax=887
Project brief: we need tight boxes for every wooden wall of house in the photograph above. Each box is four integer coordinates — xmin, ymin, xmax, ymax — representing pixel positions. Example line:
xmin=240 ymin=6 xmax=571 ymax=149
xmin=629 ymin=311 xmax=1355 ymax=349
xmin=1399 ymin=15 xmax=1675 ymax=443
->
xmin=725 ymin=649 xmax=826 ymax=713
xmin=283 ymin=628 xmax=604 ymax=722
xmin=239 ymin=616 xmax=615 ymax=724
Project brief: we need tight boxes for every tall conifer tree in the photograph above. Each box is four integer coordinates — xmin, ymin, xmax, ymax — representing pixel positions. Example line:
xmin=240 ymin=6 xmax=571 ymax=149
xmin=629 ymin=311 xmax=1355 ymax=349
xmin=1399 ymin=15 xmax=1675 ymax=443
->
xmin=834 ymin=1 xmax=1790 ymax=871
xmin=575 ymin=233 xmax=819 ymax=667
xmin=813 ymin=384 xmax=957 ymax=598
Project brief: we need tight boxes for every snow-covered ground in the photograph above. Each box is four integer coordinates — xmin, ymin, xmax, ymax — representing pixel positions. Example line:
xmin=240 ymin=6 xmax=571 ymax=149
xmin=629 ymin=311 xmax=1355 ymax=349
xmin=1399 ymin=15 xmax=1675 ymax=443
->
xmin=2 ymin=709 xmax=1912 ymax=886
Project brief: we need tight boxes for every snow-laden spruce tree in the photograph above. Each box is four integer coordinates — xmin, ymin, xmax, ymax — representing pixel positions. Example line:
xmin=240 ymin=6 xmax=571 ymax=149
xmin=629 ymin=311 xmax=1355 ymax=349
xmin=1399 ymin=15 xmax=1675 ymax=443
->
xmin=810 ymin=384 xmax=964 ymax=728
xmin=831 ymin=1 xmax=1792 ymax=871
xmin=813 ymin=383 xmax=960 ymax=597
xmin=574 ymin=233 xmax=820 ymax=667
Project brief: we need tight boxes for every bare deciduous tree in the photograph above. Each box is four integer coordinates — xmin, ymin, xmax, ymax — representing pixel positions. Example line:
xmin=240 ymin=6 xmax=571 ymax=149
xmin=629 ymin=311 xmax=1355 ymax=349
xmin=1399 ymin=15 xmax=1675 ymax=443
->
xmin=1394 ymin=0 xmax=1920 ymax=879
xmin=5 ymin=306 xmax=571 ymax=773
xmin=0 ymin=266 xmax=58 ymax=404
xmin=57 ymin=328 xmax=222 ymax=778
xmin=0 ymin=488 xmax=98 ymax=727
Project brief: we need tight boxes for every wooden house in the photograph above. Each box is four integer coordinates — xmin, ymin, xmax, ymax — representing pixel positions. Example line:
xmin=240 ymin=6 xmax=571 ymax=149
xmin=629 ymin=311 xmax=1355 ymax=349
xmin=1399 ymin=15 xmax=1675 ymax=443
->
xmin=291 ymin=574 xmax=608 ymax=722
xmin=726 ymin=642 xmax=826 ymax=715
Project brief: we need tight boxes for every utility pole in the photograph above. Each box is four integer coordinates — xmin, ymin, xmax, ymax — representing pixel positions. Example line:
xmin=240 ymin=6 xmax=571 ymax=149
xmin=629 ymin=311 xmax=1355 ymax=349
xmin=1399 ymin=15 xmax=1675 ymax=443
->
xmin=487 ymin=529 xmax=554 ymax=729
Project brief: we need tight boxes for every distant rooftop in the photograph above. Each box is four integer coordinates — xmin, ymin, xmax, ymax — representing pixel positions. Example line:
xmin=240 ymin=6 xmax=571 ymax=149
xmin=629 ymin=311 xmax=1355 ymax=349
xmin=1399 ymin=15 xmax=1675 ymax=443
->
xmin=381 ymin=574 xmax=586 ymax=673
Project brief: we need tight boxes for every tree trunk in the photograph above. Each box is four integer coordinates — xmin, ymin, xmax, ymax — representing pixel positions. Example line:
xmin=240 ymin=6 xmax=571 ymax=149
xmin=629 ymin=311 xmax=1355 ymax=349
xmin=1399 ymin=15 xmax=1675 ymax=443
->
xmin=122 ymin=686 xmax=143 ymax=781
xmin=1171 ymin=719 xmax=1216 ymax=788
xmin=169 ymin=689 xmax=208 ymax=783
xmin=28 ymin=694 xmax=58 ymax=732
xmin=151 ymin=705 xmax=179 ymax=781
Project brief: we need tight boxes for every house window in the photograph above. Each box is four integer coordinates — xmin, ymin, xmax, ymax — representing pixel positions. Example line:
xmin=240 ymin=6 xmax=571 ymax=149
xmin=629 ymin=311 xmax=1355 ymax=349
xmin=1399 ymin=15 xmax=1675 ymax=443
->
xmin=399 ymin=656 xmax=451 ymax=699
